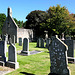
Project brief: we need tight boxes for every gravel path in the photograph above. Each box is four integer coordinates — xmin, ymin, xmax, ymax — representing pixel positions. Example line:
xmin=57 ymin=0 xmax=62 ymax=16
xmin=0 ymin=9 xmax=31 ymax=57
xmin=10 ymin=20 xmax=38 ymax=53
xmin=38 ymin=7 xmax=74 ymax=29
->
xmin=0 ymin=66 xmax=14 ymax=75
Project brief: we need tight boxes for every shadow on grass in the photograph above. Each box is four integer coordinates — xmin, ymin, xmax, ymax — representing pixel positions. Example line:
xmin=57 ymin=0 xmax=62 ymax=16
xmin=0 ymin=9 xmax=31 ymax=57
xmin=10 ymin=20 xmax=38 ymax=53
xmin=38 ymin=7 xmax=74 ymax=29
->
xmin=48 ymin=73 xmax=60 ymax=75
xmin=20 ymin=72 xmax=35 ymax=75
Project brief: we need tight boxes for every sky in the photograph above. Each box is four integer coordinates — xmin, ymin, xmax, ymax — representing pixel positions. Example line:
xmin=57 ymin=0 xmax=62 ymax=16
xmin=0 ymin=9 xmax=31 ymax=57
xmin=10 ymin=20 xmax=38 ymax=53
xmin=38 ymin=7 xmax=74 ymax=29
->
xmin=0 ymin=0 xmax=75 ymax=22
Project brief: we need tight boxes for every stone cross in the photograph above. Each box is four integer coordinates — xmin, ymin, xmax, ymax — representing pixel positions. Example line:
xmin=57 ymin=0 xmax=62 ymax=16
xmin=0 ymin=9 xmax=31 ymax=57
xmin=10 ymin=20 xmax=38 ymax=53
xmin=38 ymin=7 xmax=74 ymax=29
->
xmin=21 ymin=38 xmax=30 ymax=55
xmin=49 ymin=36 xmax=70 ymax=75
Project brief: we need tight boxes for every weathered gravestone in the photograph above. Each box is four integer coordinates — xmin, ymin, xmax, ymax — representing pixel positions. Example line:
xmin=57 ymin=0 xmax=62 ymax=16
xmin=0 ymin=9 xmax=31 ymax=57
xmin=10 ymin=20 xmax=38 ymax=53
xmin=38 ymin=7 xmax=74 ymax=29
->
xmin=49 ymin=36 xmax=70 ymax=75
xmin=37 ymin=38 xmax=44 ymax=48
xmin=45 ymin=38 xmax=51 ymax=48
xmin=21 ymin=38 xmax=30 ymax=55
xmin=63 ymin=39 xmax=75 ymax=63
xmin=0 ymin=41 xmax=7 ymax=66
xmin=6 ymin=43 xmax=19 ymax=69
xmin=63 ymin=40 xmax=75 ymax=57
xmin=19 ymin=38 xmax=22 ymax=46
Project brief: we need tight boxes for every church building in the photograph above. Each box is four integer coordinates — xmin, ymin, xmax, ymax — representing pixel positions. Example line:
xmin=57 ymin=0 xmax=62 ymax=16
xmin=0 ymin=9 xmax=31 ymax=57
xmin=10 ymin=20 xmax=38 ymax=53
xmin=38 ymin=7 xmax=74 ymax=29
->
xmin=2 ymin=7 xmax=33 ymax=43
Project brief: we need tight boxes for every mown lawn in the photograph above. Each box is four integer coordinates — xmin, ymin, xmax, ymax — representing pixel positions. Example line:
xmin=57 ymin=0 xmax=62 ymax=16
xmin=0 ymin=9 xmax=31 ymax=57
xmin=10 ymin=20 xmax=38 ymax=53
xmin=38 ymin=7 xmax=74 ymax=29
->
xmin=6 ymin=42 xmax=75 ymax=75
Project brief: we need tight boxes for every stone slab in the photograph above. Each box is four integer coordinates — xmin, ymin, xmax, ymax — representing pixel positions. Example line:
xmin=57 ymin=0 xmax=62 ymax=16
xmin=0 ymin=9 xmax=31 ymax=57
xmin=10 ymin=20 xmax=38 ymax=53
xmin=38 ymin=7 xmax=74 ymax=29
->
xmin=0 ymin=61 xmax=5 ymax=66
xmin=6 ymin=61 xmax=19 ymax=69
xmin=18 ymin=50 xmax=43 ymax=56
xmin=67 ymin=57 xmax=75 ymax=64
xmin=21 ymin=51 xmax=30 ymax=56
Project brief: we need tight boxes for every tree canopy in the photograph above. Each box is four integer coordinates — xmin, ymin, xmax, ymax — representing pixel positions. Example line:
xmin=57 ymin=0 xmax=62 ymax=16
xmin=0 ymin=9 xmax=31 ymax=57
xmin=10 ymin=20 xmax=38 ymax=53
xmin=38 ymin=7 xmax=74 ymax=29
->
xmin=26 ymin=10 xmax=48 ymax=37
xmin=0 ymin=13 xmax=6 ymax=34
xmin=41 ymin=5 xmax=75 ymax=36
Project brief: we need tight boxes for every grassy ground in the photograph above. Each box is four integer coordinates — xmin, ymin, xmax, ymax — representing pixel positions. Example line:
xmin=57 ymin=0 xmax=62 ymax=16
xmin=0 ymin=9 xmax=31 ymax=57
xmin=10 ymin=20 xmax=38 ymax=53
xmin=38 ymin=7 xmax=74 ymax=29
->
xmin=5 ymin=42 xmax=75 ymax=75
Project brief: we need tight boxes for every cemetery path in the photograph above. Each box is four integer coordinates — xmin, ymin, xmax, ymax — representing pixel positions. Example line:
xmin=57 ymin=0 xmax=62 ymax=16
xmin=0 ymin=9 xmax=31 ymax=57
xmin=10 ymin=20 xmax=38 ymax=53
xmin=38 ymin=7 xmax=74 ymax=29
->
xmin=0 ymin=66 xmax=14 ymax=75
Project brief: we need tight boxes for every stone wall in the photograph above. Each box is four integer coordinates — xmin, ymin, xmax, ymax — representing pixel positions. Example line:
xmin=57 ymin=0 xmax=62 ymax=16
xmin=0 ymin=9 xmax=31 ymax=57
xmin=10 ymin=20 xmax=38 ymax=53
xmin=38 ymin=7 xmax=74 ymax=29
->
xmin=2 ymin=16 xmax=17 ymax=43
xmin=17 ymin=28 xmax=33 ymax=43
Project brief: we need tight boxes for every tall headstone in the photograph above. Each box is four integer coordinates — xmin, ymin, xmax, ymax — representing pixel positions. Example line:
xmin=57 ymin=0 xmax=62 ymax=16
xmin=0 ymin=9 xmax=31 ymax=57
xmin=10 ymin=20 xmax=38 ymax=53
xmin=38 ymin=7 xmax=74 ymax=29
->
xmin=0 ymin=41 xmax=7 ymax=66
xmin=6 ymin=43 xmax=19 ymax=69
xmin=45 ymin=38 xmax=51 ymax=48
xmin=49 ymin=36 xmax=70 ymax=75
xmin=63 ymin=40 xmax=75 ymax=57
xmin=19 ymin=38 xmax=22 ymax=46
xmin=21 ymin=38 xmax=30 ymax=55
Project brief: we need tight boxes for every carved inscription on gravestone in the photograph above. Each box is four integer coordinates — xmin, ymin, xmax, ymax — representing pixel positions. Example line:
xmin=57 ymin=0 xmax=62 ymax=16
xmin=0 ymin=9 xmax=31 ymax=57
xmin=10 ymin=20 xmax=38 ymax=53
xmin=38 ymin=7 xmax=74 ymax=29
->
xmin=49 ymin=36 xmax=70 ymax=75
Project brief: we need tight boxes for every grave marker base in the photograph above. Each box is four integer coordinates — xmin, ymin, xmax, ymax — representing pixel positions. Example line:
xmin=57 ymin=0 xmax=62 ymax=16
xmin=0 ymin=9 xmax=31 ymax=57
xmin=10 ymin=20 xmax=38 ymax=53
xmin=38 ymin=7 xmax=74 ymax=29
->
xmin=6 ymin=61 xmax=19 ymax=69
xmin=0 ymin=61 xmax=5 ymax=66
xmin=21 ymin=51 xmax=30 ymax=56
xmin=68 ymin=57 xmax=75 ymax=64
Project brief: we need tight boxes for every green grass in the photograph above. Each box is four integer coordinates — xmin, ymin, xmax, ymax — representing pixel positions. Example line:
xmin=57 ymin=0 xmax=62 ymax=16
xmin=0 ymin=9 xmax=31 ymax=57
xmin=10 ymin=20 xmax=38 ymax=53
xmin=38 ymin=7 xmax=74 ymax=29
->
xmin=5 ymin=42 xmax=75 ymax=75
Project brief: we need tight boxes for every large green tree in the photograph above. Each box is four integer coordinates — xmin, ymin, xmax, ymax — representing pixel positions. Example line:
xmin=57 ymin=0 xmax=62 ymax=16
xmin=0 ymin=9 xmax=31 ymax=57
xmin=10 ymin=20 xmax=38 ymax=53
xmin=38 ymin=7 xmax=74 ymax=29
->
xmin=0 ymin=13 xmax=6 ymax=34
xmin=26 ymin=10 xmax=48 ymax=37
xmin=40 ymin=5 xmax=75 ymax=37
xmin=14 ymin=18 xmax=24 ymax=28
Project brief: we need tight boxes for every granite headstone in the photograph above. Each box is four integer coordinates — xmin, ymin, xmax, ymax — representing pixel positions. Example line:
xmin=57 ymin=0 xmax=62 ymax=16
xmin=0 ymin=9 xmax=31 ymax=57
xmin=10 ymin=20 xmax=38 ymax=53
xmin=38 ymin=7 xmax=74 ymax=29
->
xmin=21 ymin=38 xmax=30 ymax=55
xmin=49 ymin=36 xmax=70 ymax=75
xmin=6 ymin=43 xmax=19 ymax=69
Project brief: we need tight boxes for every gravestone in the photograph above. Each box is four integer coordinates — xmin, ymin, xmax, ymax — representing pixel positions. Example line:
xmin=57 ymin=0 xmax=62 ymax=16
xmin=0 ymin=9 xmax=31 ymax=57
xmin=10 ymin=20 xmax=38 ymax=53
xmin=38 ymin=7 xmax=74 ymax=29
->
xmin=40 ymin=38 xmax=44 ymax=48
xmin=6 ymin=43 xmax=19 ymax=69
xmin=36 ymin=38 xmax=41 ymax=47
xmin=45 ymin=38 xmax=51 ymax=48
xmin=19 ymin=38 xmax=22 ymax=46
xmin=61 ymin=33 xmax=65 ymax=40
xmin=0 ymin=41 xmax=7 ymax=66
xmin=21 ymin=38 xmax=30 ymax=55
xmin=63 ymin=40 xmax=75 ymax=57
xmin=12 ymin=35 xmax=15 ymax=45
xmin=49 ymin=36 xmax=70 ymax=75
